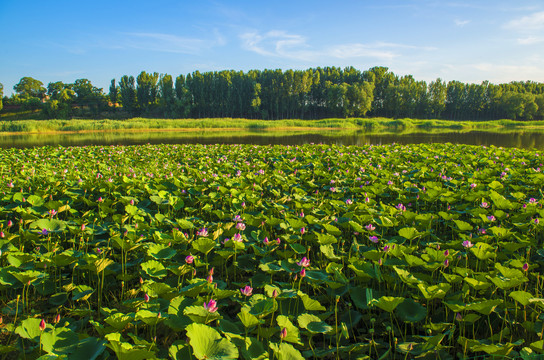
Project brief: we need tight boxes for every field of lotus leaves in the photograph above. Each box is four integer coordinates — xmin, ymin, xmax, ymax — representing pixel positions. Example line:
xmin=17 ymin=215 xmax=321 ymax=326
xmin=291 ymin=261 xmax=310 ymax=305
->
xmin=1 ymin=142 xmax=544 ymax=360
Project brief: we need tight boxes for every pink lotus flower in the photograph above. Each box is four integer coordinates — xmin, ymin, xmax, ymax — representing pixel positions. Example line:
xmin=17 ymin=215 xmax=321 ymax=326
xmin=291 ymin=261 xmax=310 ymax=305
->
xmin=39 ymin=319 xmax=46 ymax=331
xmin=235 ymin=222 xmax=246 ymax=231
xmin=7 ymin=220 xmax=12 ymax=227
xmin=444 ymin=259 xmax=449 ymax=268
xmin=233 ymin=233 xmax=243 ymax=242
xmin=300 ymin=268 xmax=306 ymax=277
xmin=204 ymin=299 xmax=218 ymax=313
xmin=369 ymin=236 xmax=379 ymax=243
xmin=297 ymin=257 xmax=310 ymax=267
xmin=240 ymin=285 xmax=253 ymax=297
xmin=185 ymin=254 xmax=194 ymax=264
xmin=272 ymin=289 xmax=279 ymax=298
xmin=462 ymin=240 xmax=473 ymax=248
xmin=207 ymin=274 xmax=213 ymax=283
xmin=144 ymin=293 xmax=150 ymax=302
xmin=197 ymin=228 xmax=208 ymax=237
xmin=280 ymin=327 xmax=287 ymax=339
xmin=263 ymin=237 xmax=270 ymax=245
xmin=480 ymin=202 xmax=489 ymax=208
xmin=81 ymin=224 xmax=86 ymax=231
xmin=523 ymin=263 xmax=529 ymax=271
xmin=300 ymin=227 xmax=306 ymax=235
xmin=365 ymin=224 xmax=376 ymax=231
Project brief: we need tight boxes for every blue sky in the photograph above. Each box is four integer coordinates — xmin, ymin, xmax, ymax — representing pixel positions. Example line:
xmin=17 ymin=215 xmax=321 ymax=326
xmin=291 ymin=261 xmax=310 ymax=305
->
xmin=1 ymin=0 xmax=543 ymax=96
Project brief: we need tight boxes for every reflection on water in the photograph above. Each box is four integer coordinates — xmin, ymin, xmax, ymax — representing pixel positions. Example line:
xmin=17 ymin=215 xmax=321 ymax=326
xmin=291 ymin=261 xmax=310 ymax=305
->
xmin=1 ymin=129 xmax=544 ymax=150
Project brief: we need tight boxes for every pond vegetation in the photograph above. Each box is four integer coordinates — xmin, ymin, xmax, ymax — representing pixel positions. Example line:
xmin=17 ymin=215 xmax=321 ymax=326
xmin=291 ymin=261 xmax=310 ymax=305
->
xmin=1 ymin=143 xmax=543 ymax=359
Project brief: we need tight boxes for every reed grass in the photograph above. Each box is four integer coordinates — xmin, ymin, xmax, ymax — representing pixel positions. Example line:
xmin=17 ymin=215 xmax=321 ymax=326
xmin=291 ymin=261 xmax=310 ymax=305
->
xmin=0 ymin=117 xmax=543 ymax=134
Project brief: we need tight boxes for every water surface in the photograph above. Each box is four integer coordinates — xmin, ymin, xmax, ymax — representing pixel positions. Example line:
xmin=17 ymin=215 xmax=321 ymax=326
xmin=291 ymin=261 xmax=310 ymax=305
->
xmin=1 ymin=129 xmax=543 ymax=150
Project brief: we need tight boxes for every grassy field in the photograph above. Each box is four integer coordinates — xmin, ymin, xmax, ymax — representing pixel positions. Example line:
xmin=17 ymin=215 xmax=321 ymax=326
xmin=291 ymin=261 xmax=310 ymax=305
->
xmin=1 ymin=117 xmax=544 ymax=134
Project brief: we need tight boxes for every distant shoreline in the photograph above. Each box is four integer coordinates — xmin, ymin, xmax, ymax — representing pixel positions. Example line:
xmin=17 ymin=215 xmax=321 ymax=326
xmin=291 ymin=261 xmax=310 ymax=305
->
xmin=1 ymin=117 xmax=544 ymax=135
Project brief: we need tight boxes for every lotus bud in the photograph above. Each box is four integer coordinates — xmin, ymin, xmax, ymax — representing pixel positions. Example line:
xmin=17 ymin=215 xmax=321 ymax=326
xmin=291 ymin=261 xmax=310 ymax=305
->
xmin=39 ymin=319 xmax=46 ymax=331
xmin=280 ymin=327 xmax=287 ymax=340
xmin=53 ymin=314 xmax=61 ymax=324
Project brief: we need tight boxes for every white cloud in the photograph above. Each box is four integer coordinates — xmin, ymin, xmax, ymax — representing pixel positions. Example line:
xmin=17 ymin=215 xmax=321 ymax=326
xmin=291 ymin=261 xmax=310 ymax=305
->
xmin=240 ymin=30 xmax=314 ymax=60
xmin=505 ymin=11 xmax=544 ymax=31
xmin=454 ymin=19 xmax=470 ymax=27
xmin=120 ymin=32 xmax=217 ymax=54
xmin=240 ymin=30 xmax=431 ymax=62
xmin=328 ymin=44 xmax=397 ymax=61
xmin=517 ymin=36 xmax=544 ymax=45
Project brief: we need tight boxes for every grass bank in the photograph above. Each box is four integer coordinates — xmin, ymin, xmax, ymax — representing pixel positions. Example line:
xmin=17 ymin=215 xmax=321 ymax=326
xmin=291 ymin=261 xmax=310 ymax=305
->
xmin=1 ymin=117 xmax=544 ymax=134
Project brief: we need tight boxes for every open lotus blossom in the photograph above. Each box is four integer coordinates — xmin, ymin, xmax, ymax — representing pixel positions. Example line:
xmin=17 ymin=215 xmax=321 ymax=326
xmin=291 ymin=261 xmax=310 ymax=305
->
xmin=462 ymin=240 xmax=474 ymax=248
xmin=204 ymin=299 xmax=218 ymax=313
xmin=297 ymin=257 xmax=310 ymax=267
xmin=185 ymin=254 xmax=194 ymax=264
xmin=487 ymin=215 xmax=496 ymax=221
xmin=535 ymin=218 xmax=540 ymax=225
xmin=365 ymin=224 xmax=376 ymax=231
xmin=235 ymin=222 xmax=246 ymax=231
xmin=346 ymin=199 xmax=353 ymax=205
xmin=41 ymin=228 xmax=48 ymax=236
xmin=470 ymin=183 xmax=477 ymax=188
xmin=480 ymin=202 xmax=489 ymax=208
xmin=197 ymin=228 xmax=208 ymax=237
xmin=233 ymin=233 xmax=243 ymax=242
xmin=233 ymin=215 xmax=243 ymax=222
xmin=529 ymin=198 xmax=537 ymax=204
xmin=240 ymin=285 xmax=253 ymax=296
xmin=369 ymin=236 xmax=379 ymax=243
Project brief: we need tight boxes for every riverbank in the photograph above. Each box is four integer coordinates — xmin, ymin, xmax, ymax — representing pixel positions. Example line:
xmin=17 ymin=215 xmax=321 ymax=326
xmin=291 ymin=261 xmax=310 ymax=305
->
xmin=1 ymin=117 xmax=544 ymax=134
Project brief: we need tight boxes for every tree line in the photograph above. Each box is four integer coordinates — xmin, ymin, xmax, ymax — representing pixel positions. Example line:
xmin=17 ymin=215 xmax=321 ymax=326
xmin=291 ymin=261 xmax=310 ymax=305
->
xmin=2 ymin=66 xmax=544 ymax=120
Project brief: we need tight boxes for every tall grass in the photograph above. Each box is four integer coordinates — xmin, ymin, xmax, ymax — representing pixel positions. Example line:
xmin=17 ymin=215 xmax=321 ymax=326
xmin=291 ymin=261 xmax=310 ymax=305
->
xmin=1 ymin=117 xmax=544 ymax=133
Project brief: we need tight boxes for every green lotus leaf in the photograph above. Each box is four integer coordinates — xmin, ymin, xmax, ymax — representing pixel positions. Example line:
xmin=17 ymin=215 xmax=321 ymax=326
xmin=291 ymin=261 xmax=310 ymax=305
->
xmin=192 ymin=237 xmax=216 ymax=255
xmin=510 ymin=291 xmax=534 ymax=306
xmin=140 ymin=259 xmax=167 ymax=278
xmin=372 ymin=296 xmax=405 ymax=313
xmin=399 ymin=227 xmax=421 ymax=240
xmin=104 ymin=313 xmax=134 ymax=330
xmin=298 ymin=291 xmax=326 ymax=311
xmin=238 ymin=309 xmax=262 ymax=328
xmin=465 ymin=299 xmax=503 ymax=315
xmin=40 ymin=326 xmax=79 ymax=354
xmin=276 ymin=315 xmax=303 ymax=345
xmin=186 ymin=323 xmax=239 ymax=360
xmin=395 ymin=298 xmax=427 ymax=323
xmin=269 ymin=342 xmax=305 ymax=360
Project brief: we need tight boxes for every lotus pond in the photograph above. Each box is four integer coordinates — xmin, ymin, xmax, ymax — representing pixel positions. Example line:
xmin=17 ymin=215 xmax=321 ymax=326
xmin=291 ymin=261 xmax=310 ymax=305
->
xmin=1 ymin=143 xmax=544 ymax=360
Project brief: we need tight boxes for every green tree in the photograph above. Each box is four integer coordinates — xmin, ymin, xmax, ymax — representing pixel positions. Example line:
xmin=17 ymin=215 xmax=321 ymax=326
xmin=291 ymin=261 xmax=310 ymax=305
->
xmin=158 ymin=74 xmax=175 ymax=117
xmin=136 ymin=71 xmax=159 ymax=114
xmin=109 ymin=79 xmax=119 ymax=104
xmin=119 ymin=75 xmax=137 ymax=115
xmin=427 ymin=78 xmax=446 ymax=118
xmin=14 ymin=77 xmax=46 ymax=99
